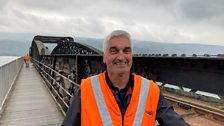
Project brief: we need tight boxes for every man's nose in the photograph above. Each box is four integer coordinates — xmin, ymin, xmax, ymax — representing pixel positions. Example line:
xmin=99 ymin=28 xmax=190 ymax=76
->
xmin=117 ymin=51 xmax=125 ymax=60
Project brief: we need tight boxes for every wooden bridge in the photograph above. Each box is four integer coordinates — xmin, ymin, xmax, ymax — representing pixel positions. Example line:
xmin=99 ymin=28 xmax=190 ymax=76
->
xmin=0 ymin=61 xmax=63 ymax=126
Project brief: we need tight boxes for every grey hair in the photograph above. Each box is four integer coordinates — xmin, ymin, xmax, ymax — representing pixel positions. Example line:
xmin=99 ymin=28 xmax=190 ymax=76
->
xmin=103 ymin=30 xmax=133 ymax=52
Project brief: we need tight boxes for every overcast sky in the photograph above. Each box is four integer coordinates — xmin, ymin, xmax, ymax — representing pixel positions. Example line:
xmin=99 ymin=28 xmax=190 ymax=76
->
xmin=0 ymin=0 xmax=224 ymax=45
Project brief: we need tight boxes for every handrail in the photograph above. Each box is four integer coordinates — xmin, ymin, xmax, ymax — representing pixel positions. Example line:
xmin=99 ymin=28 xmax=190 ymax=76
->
xmin=32 ymin=58 xmax=79 ymax=87
xmin=0 ymin=57 xmax=23 ymax=111
xmin=31 ymin=58 xmax=80 ymax=113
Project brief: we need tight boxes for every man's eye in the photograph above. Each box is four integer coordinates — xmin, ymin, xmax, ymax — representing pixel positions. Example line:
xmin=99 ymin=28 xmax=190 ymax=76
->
xmin=124 ymin=48 xmax=131 ymax=53
xmin=110 ymin=49 xmax=117 ymax=53
xmin=109 ymin=48 xmax=118 ymax=54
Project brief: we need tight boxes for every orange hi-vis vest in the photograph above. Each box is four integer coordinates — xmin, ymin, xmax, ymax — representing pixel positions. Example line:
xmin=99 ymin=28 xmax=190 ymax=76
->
xmin=24 ymin=55 xmax=30 ymax=61
xmin=81 ymin=72 xmax=160 ymax=126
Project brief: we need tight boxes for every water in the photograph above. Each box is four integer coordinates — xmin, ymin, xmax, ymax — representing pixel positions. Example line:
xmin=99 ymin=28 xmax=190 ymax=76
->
xmin=0 ymin=56 xmax=21 ymax=67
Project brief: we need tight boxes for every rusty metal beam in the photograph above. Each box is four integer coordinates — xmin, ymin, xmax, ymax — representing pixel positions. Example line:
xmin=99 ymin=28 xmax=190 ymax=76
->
xmin=34 ymin=35 xmax=73 ymax=43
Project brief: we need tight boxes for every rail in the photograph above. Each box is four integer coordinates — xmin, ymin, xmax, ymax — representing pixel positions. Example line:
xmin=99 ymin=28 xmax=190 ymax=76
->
xmin=31 ymin=58 xmax=80 ymax=115
xmin=164 ymin=94 xmax=224 ymax=122
xmin=0 ymin=57 xmax=23 ymax=111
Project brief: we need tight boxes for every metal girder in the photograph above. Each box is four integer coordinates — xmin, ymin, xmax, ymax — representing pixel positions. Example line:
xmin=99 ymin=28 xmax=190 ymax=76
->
xmin=51 ymin=41 xmax=102 ymax=55
xmin=33 ymin=35 xmax=74 ymax=43
xmin=133 ymin=57 xmax=224 ymax=95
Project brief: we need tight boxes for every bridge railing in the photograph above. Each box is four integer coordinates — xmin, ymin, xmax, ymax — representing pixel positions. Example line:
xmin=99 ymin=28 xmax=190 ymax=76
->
xmin=31 ymin=58 xmax=80 ymax=115
xmin=0 ymin=57 xmax=23 ymax=111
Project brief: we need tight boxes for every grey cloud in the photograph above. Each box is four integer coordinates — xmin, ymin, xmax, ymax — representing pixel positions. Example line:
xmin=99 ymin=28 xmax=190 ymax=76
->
xmin=178 ymin=0 xmax=224 ymax=21
xmin=62 ymin=17 xmax=106 ymax=37
xmin=12 ymin=0 xmax=103 ymax=14
xmin=0 ymin=0 xmax=8 ymax=9
xmin=0 ymin=0 xmax=224 ymax=45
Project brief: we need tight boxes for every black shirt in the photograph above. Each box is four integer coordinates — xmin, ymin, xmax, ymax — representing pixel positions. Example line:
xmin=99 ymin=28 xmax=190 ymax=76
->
xmin=105 ymin=72 xmax=133 ymax=118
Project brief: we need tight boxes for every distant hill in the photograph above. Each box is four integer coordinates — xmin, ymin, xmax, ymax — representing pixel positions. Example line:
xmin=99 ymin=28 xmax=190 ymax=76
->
xmin=1 ymin=37 xmax=224 ymax=56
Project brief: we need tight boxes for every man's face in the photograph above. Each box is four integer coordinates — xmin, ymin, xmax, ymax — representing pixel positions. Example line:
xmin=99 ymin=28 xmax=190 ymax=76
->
xmin=103 ymin=37 xmax=133 ymax=75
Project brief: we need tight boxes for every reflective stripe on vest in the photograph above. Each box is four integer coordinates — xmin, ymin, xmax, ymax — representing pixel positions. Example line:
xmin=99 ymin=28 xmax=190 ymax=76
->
xmin=90 ymin=75 xmax=150 ymax=126
xmin=132 ymin=77 xmax=150 ymax=126
xmin=90 ymin=75 xmax=113 ymax=126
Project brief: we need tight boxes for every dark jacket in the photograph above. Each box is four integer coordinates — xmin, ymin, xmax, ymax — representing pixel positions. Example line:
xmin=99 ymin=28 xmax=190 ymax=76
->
xmin=62 ymin=73 xmax=189 ymax=126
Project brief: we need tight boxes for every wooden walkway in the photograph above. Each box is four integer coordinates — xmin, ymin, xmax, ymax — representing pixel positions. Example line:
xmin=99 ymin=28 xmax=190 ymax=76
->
xmin=0 ymin=64 xmax=64 ymax=126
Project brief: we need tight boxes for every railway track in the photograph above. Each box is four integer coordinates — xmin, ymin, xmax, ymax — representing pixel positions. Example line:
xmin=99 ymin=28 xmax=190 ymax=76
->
xmin=164 ymin=93 xmax=224 ymax=125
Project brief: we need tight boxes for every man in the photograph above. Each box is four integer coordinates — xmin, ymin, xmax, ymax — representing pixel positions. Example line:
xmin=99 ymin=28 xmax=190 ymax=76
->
xmin=24 ymin=54 xmax=30 ymax=67
xmin=62 ymin=30 xmax=189 ymax=126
